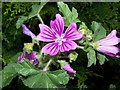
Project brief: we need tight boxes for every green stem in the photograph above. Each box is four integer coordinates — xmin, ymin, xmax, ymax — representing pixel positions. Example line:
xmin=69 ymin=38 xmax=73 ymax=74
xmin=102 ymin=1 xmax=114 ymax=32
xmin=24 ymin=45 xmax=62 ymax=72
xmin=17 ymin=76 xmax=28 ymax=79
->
xmin=77 ymin=46 xmax=84 ymax=50
xmin=43 ymin=59 xmax=52 ymax=71
xmin=37 ymin=13 xmax=44 ymax=24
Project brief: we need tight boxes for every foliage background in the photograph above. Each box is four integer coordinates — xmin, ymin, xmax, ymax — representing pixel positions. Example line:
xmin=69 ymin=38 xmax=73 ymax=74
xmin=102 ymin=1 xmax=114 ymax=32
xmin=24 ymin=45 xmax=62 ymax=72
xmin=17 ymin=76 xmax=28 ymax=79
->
xmin=2 ymin=2 xmax=120 ymax=89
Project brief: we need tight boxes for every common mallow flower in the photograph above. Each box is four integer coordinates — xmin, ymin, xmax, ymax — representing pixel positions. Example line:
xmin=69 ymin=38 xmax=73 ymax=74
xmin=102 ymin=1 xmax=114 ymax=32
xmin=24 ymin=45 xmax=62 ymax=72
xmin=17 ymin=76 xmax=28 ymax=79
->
xmin=18 ymin=52 xmax=39 ymax=65
xmin=96 ymin=30 xmax=120 ymax=58
xmin=36 ymin=14 xmax=83 ymax=56
xmin=22 ymin=24 xmax=36 ymax=38
xmin=63 ymin=64 xmax=76 ymax=74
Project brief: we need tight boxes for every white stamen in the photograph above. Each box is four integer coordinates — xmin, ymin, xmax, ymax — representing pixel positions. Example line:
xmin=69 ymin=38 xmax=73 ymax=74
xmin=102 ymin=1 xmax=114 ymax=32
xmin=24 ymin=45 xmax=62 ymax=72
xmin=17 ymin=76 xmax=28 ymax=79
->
xmin=55 ymin=34 xmax=66 ymax=45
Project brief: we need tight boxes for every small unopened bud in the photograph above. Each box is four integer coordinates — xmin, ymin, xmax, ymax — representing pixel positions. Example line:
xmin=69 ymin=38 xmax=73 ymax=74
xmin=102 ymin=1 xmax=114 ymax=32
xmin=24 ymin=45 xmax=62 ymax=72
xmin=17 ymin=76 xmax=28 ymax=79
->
xmin=79 ymin=28 xmax=86 ymax=35
xmin=63 ymin=64 xmax=76 ymax=74
xmin=23 ymin=43 xmax=34 ymax=53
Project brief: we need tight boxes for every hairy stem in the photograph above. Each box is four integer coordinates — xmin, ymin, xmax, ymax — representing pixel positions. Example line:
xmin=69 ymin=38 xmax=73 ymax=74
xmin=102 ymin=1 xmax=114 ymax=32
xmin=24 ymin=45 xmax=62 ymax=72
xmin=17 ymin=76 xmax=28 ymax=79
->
xmin=43 ymin=59 xmax=52 ymax=71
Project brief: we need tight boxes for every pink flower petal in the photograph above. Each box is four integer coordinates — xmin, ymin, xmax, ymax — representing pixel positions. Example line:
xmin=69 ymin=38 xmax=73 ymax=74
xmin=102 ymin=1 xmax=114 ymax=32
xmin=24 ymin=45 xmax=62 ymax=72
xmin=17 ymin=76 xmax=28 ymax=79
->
xmin=59 ymin=40 xmax=78 ymax=52
xmin=36 ymin=24 xmax=57 ymax=42
xmin=22 ymin=24 xmax=36 ymax=38
xmin=18 ymin=53 xmax=24 ymax=62
xmin=64 ymin=23 xmax=83 ymax=40
xmin=25 ymin=52 xmax=39 ymax=65
xmin=41 ymin=42 xmax=59 ymax=56
xmin=105 ymin=30 xmax=117 ymax=39
xmin=50 ymin=14 xmax=64 ymax=36
xmin=63 ymin=64 xmax=76 ymax=74
xmin=26 ymin=52 xmax=37 ymax=61
xmin=97 ymin=45 xmax=120 ymax=57
xmin=98 ymin=30 xmax=120 ymax=46
xmin=18 ymin=52 xmax=39 ymax=65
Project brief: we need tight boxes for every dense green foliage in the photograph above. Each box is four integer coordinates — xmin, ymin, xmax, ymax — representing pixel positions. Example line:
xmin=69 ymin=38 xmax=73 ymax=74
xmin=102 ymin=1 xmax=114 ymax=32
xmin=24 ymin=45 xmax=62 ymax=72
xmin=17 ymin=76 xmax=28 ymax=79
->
xmin=2 ymin=2 xmax=120 ymax=89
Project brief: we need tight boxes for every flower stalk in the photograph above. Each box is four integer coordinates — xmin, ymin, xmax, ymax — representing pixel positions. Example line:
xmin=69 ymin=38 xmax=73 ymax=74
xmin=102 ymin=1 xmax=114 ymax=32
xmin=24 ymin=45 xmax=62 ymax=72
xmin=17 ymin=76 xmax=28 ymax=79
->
xmin=78 ymin=46 xmax=84 ymax=50
xmin=43 ymin=59 xmax=53 ymax=71
xmin=37 ymin=13 xmax=44 ymax=24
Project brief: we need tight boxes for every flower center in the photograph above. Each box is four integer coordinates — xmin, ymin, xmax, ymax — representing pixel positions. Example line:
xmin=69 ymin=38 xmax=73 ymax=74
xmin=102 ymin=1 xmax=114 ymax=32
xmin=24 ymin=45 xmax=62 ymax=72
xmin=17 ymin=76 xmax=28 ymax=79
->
xmin=55 ymin=34 xmax=66 ymax=46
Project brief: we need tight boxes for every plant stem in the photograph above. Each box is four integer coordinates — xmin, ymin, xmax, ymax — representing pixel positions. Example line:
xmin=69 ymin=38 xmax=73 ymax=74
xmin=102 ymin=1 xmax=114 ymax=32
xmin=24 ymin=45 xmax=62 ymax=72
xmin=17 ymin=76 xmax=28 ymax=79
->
xmin=78 ymin=46 xmax=84 ymax=49
xmin=37 ymin=13 xmax=44 ymax=24
xmin=43 ymin=59 xmax=52 ymax=71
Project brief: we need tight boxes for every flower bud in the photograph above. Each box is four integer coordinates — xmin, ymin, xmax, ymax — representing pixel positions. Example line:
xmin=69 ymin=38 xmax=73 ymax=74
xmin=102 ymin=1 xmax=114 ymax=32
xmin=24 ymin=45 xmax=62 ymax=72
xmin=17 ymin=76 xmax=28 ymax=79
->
xmin=63 ymin=64 xmax=76 ymax=74
xmin=57 ymin=60 xmax=76 ymax=74
xmin=23 ymin=43 xmax=34 ymax=53
xmin=18 ymin=51 xmax=39 ymax=65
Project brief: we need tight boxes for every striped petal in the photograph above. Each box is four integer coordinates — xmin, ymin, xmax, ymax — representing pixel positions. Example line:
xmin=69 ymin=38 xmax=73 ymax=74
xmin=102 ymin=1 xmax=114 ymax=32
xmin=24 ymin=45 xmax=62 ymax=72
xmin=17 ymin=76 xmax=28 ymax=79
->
xmin=25 ymin=52 xmax=39 ymax=65
xmin=97 ymin=45 xmax=120 ymax=57
xmin=64 ymin=23 xmax=83 ymax=40
xmin=22 ymin=24 xmax=36 ymax=38
xmin=98 ymin=30 xmax=120 ymax=46
xmin=41 ymin=42 xmax=59 ymax=56
xmin=36 ymin=24 xmax=57 ymax=42
xmin=26 ymin=52 xmax=37 ymax=61
xmin=50 ymin=14 xmax=64 ymax=36
xmin=59 ymin=40 xmax=78 ymax=52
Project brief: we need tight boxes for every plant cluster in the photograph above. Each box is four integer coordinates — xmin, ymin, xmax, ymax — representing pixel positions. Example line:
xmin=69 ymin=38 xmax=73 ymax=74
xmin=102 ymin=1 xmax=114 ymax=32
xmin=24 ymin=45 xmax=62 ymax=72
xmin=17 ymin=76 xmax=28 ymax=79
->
xmin=1 ymin=2 xmax=120 ymax=89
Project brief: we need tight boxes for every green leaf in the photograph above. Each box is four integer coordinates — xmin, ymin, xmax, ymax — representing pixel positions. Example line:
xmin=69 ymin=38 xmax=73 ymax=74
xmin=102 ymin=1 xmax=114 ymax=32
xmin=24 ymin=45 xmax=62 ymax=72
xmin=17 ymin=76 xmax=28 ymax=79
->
xmin=97 ymin=52 xmax=106 ymax=65
xmin=91 ymin=21 xmax=106 ymax=41
xmin=9 ymin=52 xmax=22 ymax=63
xmin=87 ymin=48 xmax=96 ymax=67
xmin=1 ymin=64 xmax=18 ymax=88
xmin=13 ymin=59 xmax=39 ymax=76
xmin=57 ymin=2 xmax=80 ymax=26
xmin=16 ymin=16 xmax=28 ymax=29
xmin=50 ymin=70 xmax=69 ymax=85
xmin=16 ymin=2 xmax=47 ymax=29
xmin=57 ymin=2 xmax=71 ymax=17
xmin=0 ymin=71 xmax=2 ymax=89
xmin=109 ymin=84 xmax=116 ymax=89
xmin=28 ymin=2 xmax=47 ymax=19
xmin=21 ymin=70 xmax=69 ymax=88
xmin=71 ymin=7 xmax=80 ymax=22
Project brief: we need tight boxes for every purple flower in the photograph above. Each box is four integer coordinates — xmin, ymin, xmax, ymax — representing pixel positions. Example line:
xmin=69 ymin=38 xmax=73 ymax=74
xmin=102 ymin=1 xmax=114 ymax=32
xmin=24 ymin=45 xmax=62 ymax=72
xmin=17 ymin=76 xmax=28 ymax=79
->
xmin=63 ymin=64 xmax=76 ymax=74
xmin=36 ymin=14 xmax=83 ymax=56
xmin=97 ymin=30 xmax=120 ymax=58
xmin=18 ymin=53 xmax=24 ymax=62
xmin=18 ymin=52 xmax=39 ymax=65
xmin=22 ymin=24 xmax=36 ymax=38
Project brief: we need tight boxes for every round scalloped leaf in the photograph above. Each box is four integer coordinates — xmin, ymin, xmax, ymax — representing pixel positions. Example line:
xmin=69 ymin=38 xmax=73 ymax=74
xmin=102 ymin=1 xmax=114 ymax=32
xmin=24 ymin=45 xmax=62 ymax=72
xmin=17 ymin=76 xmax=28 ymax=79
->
xmin=21 ymin=70 xmax=69 ymax=88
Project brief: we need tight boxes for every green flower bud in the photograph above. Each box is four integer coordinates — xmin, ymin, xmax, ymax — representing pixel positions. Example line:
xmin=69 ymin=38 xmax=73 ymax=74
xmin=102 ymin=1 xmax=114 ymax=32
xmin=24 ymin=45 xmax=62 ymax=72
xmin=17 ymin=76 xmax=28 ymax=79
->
xmin=23 ymin=43 xmax=34 ymax=53
xmin=69 ymin=52 xmax=78 ymax=63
